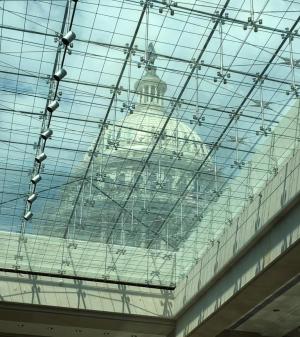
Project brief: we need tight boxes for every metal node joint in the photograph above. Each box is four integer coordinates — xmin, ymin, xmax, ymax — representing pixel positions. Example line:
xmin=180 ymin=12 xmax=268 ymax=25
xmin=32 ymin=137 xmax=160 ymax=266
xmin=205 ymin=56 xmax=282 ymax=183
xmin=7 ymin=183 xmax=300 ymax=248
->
xmin=281 ymin=27 xmax=298 ymax=41
xmin=190 ymin=114 xmax=205 ymax=126
xmin=172 ymin=150 xmax=183 ymax=160
xmin=211 ymin=11 xmax=229 ymax=24
xmin=123 ymin=43 xmax=138 ymax=56
xmin=84 ymin=197 xmax=95 ymax=207
xmin=110 ymin=85 xmax=123 ymax=95
xmin=106 ymin=139 xmax=120 ymax=150
xmin=158 ymin=1 xmax=177 ymax=16
xmin=121 ymin=102 xmax=135 ymax=114
xmin=286 ymin=84 xmax=299 ymax=98
xmin=231 ymin=160 xmax=245 ymax=169
xmin=243 ymin=17 xmax=263 ymax=32
xmin=214 ymin=71 xmax=231 ymax=84
xmin=189 ymin=57 xmax=201 ymax=71
xmin=256 ymin=125 xmax=272 ymax=137
xmin=96 ymin=172 xmax=107 ymax=182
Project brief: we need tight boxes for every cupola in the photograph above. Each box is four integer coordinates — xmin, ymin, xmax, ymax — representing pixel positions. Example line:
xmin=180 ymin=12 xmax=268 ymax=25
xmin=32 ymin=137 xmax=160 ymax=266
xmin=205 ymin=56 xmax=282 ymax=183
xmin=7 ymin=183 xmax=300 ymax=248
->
xmin=134 ymin=43 xmax=167 ymax=107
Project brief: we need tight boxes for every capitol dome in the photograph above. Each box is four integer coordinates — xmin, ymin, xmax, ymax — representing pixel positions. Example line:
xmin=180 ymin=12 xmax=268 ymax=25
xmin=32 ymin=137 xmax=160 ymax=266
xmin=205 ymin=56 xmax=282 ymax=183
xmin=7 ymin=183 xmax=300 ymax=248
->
xmin=52 ymin=44 xmax=214 ymax=250
xmin=103 ymin=44 xmax=208 ymax=166
xmin=105 ymin=107 xmax=208 ymax=164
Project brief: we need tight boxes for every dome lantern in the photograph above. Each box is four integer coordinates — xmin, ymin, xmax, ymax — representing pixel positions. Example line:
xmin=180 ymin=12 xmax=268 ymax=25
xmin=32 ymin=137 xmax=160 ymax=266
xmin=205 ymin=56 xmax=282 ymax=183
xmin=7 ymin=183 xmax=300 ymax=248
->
xmin=134 ymin=43 xmax=167 ymax=108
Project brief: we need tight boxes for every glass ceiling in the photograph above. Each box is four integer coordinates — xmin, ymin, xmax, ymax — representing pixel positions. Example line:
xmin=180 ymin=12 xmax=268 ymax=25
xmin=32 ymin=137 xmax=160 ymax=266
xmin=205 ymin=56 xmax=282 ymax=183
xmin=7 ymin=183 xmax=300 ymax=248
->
xmin=0 ymin=0 xmax=300 ymax=288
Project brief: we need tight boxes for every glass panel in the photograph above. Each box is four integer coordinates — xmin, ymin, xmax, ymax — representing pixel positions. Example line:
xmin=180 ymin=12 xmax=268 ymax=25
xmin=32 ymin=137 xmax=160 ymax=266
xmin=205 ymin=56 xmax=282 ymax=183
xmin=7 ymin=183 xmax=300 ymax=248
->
xmin=0 ymin=0 xmax=299 ymax=288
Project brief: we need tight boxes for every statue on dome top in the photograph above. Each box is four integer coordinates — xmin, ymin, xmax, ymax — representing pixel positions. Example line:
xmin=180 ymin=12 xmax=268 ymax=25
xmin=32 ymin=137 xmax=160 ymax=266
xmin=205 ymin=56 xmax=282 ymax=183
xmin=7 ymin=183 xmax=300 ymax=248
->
xmin=146 ymin=42 xmax=157 ymax=65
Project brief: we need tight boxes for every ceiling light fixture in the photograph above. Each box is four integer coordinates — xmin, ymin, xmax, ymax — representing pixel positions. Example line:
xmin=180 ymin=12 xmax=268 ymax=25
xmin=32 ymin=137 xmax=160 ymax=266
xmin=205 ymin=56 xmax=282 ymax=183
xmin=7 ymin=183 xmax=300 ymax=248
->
xmin=24 ymin=211 xmax=33 ymax=221
xmin=53 ymin=68 xmax=67 ymax=81
xmin=62 ymin=31 xmax=76 ymax=45
xmin=27 ymin=193 xmax=38 ymax=204
xmin=47 ymin=100 xmax=59 ymax=113
xmin=35 ymin=153 xmax=47 ymax=163
xmin=41 ymin=129 xmax=53 ymax=140
xmin=31 ymin=174 xmax=42 ymax=184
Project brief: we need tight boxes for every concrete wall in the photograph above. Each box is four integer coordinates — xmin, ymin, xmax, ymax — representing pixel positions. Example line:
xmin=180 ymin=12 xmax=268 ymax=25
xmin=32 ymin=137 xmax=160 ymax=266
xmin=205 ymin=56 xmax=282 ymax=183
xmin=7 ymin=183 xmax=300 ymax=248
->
xmin=0 ymin=270 xmax=174 ymax=317
xmin=0 ymin=230 xmax=175 ymax=286
xmin=0 ymin=228 xmax=175 ymax=318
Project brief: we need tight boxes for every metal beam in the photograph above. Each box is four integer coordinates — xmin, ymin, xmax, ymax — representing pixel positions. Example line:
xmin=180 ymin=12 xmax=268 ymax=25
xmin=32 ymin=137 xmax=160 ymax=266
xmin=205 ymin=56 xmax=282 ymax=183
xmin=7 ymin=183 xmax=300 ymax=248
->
xmin=0 ymin=267 xmax=175 ymax=290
